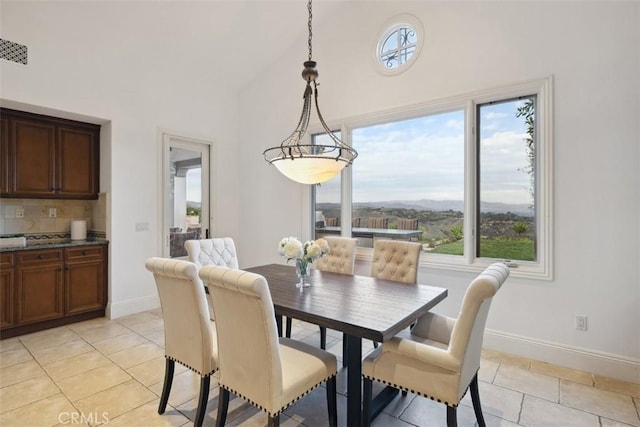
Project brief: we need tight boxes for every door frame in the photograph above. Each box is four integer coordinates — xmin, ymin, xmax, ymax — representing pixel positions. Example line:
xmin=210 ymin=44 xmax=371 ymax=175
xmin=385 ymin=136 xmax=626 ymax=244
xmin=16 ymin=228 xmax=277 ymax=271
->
xmin=157 ymin=128 xmax=216 ymax=257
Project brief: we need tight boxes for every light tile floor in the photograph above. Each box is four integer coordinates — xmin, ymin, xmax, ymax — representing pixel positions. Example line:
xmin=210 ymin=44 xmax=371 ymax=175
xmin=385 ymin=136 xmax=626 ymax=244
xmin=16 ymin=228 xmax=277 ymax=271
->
xmin=1 ymin=310 xmax=638 ymax=427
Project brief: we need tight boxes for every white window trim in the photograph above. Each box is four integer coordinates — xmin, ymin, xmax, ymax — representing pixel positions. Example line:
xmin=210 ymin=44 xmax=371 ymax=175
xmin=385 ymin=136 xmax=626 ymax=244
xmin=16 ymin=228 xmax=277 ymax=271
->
xmin=373 ymin=14 xmax=424 ymax=76
xmin=307 ymin=77 xmax=554 ymax=281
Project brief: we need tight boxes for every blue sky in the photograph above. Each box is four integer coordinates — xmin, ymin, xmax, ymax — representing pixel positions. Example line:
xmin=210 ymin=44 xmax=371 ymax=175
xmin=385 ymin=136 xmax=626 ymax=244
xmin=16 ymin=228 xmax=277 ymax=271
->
xmin=317 ymin=99 xmax=532 ymax=205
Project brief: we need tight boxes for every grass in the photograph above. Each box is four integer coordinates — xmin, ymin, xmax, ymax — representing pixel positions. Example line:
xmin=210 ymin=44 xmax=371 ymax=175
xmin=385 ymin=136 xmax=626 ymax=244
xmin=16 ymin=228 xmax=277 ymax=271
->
xmin=430 ymin=238 xmax=535 ymax=261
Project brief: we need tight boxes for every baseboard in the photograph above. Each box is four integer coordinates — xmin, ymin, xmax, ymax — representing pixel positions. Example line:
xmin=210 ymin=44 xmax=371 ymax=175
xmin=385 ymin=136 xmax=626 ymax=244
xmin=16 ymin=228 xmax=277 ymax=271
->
xmin=484 ymin=329 xmax=640 ymax=384
xmin=106 ymin=295 xmax=160 ymax=319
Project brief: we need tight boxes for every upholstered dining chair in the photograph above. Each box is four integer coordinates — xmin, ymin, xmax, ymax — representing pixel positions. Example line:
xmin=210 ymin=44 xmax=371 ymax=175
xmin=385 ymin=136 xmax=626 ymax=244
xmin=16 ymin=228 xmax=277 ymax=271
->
xmin=145 ymin=257 xmax=218 ymax=427
xmin=370 ymin=239 xmax=422 ymax=284
xmin=198 ymin=266 xmax=338 ymax=427
xmin=185 ymin=237 xmax=239 ymax=320
xmin=362 ymin=263 xmax=510 ymax=427
xmin=307 ymin=236 xmax=358 ymax=349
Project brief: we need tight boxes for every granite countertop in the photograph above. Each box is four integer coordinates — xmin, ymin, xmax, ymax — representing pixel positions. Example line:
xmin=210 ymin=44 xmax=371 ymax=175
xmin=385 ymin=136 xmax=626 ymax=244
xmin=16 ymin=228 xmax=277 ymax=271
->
xmin=0 ymin=239 xmax=109 ymax=252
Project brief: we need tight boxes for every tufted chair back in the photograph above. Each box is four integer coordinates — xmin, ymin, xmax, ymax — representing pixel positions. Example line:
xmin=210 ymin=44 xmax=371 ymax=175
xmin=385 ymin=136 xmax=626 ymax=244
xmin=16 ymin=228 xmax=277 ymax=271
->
xmin=145 ymin=257 xmax=217 ymax=374
xmin=185 ymin=237 xmax=239 ymax=321
xmin=370 ymin=240 xmax=422 ymax=284
xmin=185 ymin=237 xmax=239 ymax=270
xmin=314 ymin=236 xmax=358 ymax=275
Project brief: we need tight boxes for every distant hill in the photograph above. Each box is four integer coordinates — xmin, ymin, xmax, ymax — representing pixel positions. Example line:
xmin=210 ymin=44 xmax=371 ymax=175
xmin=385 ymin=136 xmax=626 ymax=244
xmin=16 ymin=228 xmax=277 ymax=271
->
xmin=329 ymin=199 xmax=533 ymax=216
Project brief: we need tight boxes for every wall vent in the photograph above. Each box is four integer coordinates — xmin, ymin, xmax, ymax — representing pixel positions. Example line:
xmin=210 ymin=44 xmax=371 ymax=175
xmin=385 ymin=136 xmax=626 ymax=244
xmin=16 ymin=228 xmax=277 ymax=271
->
xmin=0 ymin=39 xmax=28 ymax=65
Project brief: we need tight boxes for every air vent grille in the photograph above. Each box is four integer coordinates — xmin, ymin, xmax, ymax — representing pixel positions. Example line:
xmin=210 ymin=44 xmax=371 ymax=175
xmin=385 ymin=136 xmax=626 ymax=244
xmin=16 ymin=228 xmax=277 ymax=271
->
xmin=0 ymin=39 xmax=28 ymax=65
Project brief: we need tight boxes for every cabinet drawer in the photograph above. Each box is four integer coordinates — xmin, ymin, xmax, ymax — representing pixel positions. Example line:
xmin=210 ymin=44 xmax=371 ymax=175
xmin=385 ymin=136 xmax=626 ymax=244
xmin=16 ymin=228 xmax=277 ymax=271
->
xmin=65 ymin=246 xmax=104 ymax=262
xmin=17 ymin=249 xmax=63 ymax=265
xmin=1 ymin=252 xmax=14 ymax=267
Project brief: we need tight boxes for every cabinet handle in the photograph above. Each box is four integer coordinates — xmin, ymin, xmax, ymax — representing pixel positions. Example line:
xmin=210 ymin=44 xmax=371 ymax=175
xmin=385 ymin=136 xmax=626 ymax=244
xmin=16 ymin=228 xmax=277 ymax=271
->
xmin=82 ymin=250 xmax=88 ymax=256
xmin=38 ymin=255 xmax=44 ymax=259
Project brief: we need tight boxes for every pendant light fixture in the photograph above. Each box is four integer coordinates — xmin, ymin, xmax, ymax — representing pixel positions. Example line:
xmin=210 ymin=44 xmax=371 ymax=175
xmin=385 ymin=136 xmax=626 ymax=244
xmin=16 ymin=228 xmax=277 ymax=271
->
xmin=263 ymin=0 xmax=357 ymax=185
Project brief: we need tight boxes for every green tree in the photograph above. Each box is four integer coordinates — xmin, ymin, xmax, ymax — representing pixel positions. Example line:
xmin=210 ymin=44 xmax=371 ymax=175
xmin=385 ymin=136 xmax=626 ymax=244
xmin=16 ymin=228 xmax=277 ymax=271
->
xmin=512 ymin=221 xmax=528 ymax=236
xmin=516 ymin=99 xmax=535 ymax=206
xmin=450 ymin=224 xmax=463 ymax=240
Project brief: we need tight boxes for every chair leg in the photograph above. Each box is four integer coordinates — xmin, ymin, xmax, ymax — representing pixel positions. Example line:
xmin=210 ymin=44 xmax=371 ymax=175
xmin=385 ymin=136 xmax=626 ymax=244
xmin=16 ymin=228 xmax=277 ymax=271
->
xmin=320 ymin=326 xmax=327 ymax=350
xmin=342 ymin=333 xmax=348 ymax=368
xmin=362 ymin=377 xmax=373 ymax=427
xmin=194 ymin=376 xmax=210 ymax=427
xmin=158 ymin=358 xmax=175 ymax=414
xmin=285 ymin=317 xmax=292 ymax=338
xmin=215 ymin=387 xmax=229 ymax=427
xmin=276 ymin=315 xmax=283 ymax=337
xmin=267 ymin=414 xmax=280 ymax=427
xmin=326 ymin=376 xmax=337 ymax=427
xmin=446 ymin=406 xmax=457 ymax=427
xmin=470 ymin=373 xmax=486 ymax=427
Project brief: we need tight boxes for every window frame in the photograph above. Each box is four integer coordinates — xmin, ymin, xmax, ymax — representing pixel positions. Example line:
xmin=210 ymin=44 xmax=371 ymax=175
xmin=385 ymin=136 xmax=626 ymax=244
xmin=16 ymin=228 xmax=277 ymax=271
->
xmin=306 ymin=77 xmax=553 ymax=280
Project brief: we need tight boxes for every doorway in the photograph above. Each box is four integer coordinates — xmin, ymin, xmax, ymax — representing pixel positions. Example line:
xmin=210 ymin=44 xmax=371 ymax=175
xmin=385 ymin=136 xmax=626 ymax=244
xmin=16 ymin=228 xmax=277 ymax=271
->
xmin=160 ymin=132 xmax=214 ymax=258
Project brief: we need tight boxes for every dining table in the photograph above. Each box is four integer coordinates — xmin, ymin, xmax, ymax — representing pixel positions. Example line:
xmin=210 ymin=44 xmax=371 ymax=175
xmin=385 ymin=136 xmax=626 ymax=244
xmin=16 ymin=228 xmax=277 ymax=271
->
xmin=245 ymin=263 xmax=448 ymax=427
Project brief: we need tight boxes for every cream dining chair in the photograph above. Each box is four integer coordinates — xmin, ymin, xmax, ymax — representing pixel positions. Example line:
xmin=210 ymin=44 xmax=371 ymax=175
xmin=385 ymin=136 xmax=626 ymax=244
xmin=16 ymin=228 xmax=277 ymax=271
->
xmin=284 ymin=237 xmax=358 ymax=348
xmin=370 ymin=239 xmax=422 ymax=284
xmin=145 ymin=257 xmax=218 ymax=427
xmin=362 ymin=263 xmax=510 ymax=427
xmin=185 ymin=237 xmax=239 ymax=320
xmin=199 ymin=265 xmax=338 ymax=427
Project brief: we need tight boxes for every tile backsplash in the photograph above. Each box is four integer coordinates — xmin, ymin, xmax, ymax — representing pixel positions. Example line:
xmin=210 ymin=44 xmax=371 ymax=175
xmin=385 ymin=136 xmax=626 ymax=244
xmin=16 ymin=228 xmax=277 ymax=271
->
xmin=0 ymin=193 xmax=108 ymax=236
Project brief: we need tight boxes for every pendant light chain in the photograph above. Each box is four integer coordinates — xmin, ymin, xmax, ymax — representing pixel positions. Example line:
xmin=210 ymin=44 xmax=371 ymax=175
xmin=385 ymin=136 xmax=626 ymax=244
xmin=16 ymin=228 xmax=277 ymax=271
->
xmin=308 ymin=0 xmax=313 ymax=62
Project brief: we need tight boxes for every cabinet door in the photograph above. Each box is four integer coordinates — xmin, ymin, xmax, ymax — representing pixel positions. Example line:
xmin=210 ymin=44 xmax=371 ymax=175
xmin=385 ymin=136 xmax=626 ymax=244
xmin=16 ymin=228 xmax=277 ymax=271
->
xmin=65 ymin=246 xmax=106 ymax=315
xmin=12 ymin=119 xmax=56 ymax=196
xmin=16 ymin=251 xmax=64 ymax=325
xmin=1 ymin=117 xmax=10 ymax=194
xmin=57 ymin=126 xmax=99 ymax=198
xmin=0 ymin=253 xmax=15 ymax=329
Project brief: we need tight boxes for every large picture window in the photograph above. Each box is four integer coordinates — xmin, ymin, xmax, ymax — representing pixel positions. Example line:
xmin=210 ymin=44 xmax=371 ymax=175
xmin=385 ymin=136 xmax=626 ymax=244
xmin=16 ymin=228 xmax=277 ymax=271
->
xmin=311 ymin=78 xmax=552 ymax=279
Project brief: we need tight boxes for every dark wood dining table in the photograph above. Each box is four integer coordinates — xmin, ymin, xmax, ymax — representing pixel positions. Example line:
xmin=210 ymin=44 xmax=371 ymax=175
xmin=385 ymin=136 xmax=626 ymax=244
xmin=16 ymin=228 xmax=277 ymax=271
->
xmin=245 ymin=263 xmax=448 ymax=427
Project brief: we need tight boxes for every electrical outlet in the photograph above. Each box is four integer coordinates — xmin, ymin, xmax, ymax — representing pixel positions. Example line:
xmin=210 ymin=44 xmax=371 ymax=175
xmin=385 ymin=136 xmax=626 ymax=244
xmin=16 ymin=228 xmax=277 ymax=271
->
xmin=135 ymin=222 xmax=149 ymax=232
xmin=575 ymin=315 xmax=588 ymax=331
xmin=49 ymin=208 xmax=57 ymax=218
xmin=15 ymin=207 xmax=24 ymax=218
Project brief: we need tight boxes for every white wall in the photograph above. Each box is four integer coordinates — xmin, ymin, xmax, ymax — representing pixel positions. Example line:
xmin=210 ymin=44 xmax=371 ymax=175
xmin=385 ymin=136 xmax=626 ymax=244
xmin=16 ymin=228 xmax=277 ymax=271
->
xmin=237 ymin=1 xmax=640 ymax=381
xmin=1 ymin=1 xmax=242 ymax=317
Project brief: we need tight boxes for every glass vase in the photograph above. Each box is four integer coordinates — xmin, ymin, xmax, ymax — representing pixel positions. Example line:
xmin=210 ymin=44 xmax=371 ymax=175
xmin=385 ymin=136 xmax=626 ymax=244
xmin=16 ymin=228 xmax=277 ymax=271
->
xmin=295 ymin=259 xmax=311 ymax=288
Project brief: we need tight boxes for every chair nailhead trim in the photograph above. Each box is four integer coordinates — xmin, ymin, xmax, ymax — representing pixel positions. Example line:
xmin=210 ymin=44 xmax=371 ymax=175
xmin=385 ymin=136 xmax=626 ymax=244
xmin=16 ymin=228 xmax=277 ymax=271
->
xmin=362 ymin=371 xmax=478 ymax=408
xmin=166 ymin=355 xmax=217 ymax=378
xmin=221 ymin=373 xmax=337 ymax=417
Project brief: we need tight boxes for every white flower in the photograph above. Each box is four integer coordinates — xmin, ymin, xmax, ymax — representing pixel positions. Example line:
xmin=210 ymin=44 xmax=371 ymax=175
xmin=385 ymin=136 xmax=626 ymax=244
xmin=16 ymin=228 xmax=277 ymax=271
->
xmin=278 ymin=236 xmax=330 ymax=263
xmin=305 ymin=241 xmax=322 ymax=259
xmin=283 ymin=238 xmax=303 ymax=260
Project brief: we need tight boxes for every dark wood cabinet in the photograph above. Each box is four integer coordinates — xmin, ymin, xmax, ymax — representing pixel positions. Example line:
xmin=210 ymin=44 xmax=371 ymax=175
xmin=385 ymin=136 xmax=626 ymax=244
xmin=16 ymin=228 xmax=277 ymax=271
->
xmin=16 ymin=249 xmax=65 ymax=325
xmin=1 ymin=117 xmax=9 ymax=194
xmin=1 ymin=243 xmax=108 ymax=338
xmin=0 ymin=109 xmax=100 ymax=199
xmin=12 ymin=118 xmax=57 ymax=197
xmin=0 ymin=253 xmax=15 ymax=329
xmin=65 ymin=246 xmax=105 ymax=315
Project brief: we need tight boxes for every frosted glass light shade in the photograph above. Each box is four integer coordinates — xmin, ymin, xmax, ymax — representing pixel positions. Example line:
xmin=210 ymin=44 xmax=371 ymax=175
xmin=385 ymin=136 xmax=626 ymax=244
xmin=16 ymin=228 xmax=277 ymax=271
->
xmin=273 ymin=157 xmax=347 ymax=184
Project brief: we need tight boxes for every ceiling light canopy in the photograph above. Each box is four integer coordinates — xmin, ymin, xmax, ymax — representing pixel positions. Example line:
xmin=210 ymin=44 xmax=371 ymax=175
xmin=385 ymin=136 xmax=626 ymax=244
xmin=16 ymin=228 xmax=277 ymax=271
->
xmin=263 ymin=0 xmax=357 ymax=185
